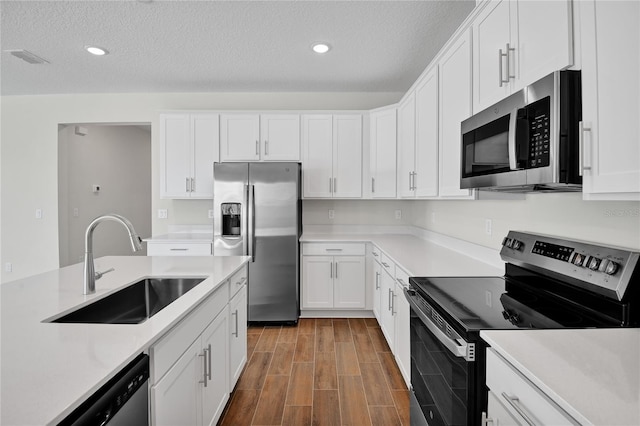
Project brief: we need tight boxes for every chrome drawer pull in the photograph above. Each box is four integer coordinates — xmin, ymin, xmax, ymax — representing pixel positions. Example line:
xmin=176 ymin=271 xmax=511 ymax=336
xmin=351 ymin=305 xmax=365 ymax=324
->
xmin=501 ymin=392 xmax=536 ymax=425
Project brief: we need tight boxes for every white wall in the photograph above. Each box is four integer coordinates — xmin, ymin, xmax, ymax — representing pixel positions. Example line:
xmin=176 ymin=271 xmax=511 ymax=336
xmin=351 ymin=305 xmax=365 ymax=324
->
xmin=0 ymin=91 xmax=401 ymax=282
xmin=58 ymin=124 xmax=151 ymax=267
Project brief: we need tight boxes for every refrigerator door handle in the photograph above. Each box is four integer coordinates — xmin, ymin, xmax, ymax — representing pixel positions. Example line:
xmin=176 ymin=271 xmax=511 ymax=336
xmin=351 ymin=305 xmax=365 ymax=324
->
xmin=247 ymin=184 xmax=256 ymax=262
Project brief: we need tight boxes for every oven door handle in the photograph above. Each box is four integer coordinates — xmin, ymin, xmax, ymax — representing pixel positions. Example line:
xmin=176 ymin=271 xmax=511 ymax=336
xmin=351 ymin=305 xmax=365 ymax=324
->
xmin=404 ymin=288 xmax=471 ymax=361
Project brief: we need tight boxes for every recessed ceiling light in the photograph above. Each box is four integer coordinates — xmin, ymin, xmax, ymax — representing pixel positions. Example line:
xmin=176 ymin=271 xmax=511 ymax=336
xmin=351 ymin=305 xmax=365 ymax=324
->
xmin=311 ymin=43 xmax=331 ymax=54
xmin=85 ymin=46 xmax=109 ymax=56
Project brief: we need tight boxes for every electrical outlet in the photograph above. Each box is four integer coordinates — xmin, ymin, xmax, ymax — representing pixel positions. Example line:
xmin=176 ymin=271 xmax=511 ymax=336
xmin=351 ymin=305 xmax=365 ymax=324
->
xmin=485 ymin=291 xmax=493 ymax=308
xmin=485 ymin=219 xmax=492 ymax=235
xmin=158 ymin=209 xmax=168 ymax=219
xmin=208 ymin=210 xmax=214 ymax=219
xmin=35 ymin=209 xmax=42 ymax=219
xmin=395 ymin=210 xmax=402 ymax=220
xmin=4 ymin=262 xmax=12 ymax=272
xmin=328 ymin=209 xmax=335 ymax=219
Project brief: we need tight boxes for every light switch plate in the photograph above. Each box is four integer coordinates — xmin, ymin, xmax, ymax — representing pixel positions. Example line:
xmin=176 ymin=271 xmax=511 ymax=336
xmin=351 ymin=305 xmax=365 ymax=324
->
xmin=328 ymin=209 xmax=335 ymax=219
xmin=158 ymin=209 xmax=168 ymax=219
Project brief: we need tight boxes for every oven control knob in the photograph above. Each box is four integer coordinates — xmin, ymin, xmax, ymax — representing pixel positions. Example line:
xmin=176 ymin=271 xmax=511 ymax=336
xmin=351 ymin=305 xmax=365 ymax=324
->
xmin=599 ymin=260 xmax=619 ymax=275
xmin=587 ymin=256 xmax=601 ymax=271
xmin=511 ymin=240 xmax=523 ymax=250
xmin=502 ymin=237 xmax=512 ymax=247
xmin=570 ymin=253 xmax=585 ymax=266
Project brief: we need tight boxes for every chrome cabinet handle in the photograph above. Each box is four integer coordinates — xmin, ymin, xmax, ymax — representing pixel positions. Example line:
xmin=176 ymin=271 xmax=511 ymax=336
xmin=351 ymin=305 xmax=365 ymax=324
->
xmin=579 ymin=121 xmax=592 ymax=174
xmin=265 ymin=140 xmax=269 ymax=156
xmin=186 ymin=177 xmax=190 ymax=192
xmin=506 ymin=43 xmax=515 ymax=80
xmin=397 ymin=278 xmax=405 ymax=286
xmin=335 ymin=262 xmax=338 ymax=279
xmin=325 ymin=248 xmax=343 ymax=252
xmin=391 ymin=290 xmax=396 ymax=315
xmin=375 ymin=272 xmax=380 ymax=290
xmin=499 ymin=48 xmax=508 ymax=86
xmin=207 ymin=344 xmax=212 ymax=380
xmin=481 ymin=412 xmax=494 ymax=425
xmin=371 ymin=177 xmax=375 ymax=193
xmin=330 ymin=262 xmax=333 ymax=279
xmin=501 ymin=392 xmax=536 ymax=425
xmin=372 ymin=252 xmax=379 ymax=257
xmin=408 ymin=171 xmax=412 ymax=191
xmin=170 ymin=248 xmax=189 ymax=251
xmin=199 ymin=347 xmax=209 ymax=387
xmin=191 ymin=178 xmax=195 ymax=192
xmin=333 ymin=177 xmax=337 ymax=194
xmin=388 ymin=288 xmax=392 ymax=311
xmin=236 ymin=277 xmax=247 ymax=286
xmin=329 ymin=177 xmax=333 ymax=194
xmin=232 ymin=310 xmax=239 ymax=337
xmin=381 ymin=262 xmax=389 ymax=268
xmin=255 ymin=140 xmax=259 ymax=156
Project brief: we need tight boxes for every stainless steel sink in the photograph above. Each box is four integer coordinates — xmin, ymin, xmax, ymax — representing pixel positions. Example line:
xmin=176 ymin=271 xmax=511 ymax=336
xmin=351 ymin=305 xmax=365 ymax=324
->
xmin=51 ymin=277 xmax=206 ymax=324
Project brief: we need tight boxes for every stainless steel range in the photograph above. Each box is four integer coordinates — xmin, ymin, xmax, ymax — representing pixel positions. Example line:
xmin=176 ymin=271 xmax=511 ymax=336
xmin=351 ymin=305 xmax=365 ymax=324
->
xmin=405 ymin=231 xmax=640 ymax=426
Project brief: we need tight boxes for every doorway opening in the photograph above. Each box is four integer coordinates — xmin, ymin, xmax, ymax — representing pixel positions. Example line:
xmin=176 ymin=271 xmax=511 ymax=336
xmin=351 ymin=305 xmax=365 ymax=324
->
xmin=58 ymin=123 xmax=151 ymax=267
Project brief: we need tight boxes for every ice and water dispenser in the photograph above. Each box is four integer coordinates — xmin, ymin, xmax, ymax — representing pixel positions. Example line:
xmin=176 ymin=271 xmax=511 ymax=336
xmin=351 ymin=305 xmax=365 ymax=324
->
xmin=221 ymin=203 xmax=241 ymax=237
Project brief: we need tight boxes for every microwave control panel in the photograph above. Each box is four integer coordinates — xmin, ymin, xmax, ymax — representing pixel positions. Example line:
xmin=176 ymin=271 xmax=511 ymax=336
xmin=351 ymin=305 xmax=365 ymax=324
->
xmin=524 ymin=96 xmax=551 ymax=169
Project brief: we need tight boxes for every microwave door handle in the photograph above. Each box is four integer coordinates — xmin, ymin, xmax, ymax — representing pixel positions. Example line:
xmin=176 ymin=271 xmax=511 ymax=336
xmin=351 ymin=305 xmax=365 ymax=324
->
xmin=508 ymin=108 xmax=519 ymax=170
xmin=403 ymin=288 xmax=470 ymax=360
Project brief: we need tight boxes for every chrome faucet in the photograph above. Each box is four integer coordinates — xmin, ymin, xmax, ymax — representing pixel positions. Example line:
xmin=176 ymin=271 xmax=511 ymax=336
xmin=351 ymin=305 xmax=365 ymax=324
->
xmin=84 ymin=214 xmax=143 ymax=295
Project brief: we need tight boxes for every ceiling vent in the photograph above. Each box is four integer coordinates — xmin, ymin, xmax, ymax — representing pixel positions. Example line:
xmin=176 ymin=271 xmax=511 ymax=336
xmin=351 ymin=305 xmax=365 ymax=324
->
xmin=6 ymin=49 xmax=49 ymax=64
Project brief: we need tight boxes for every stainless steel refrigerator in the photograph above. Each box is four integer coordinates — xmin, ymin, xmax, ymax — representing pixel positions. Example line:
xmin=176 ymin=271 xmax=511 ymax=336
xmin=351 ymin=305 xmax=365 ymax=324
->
xmin=213 ymin=162 xmax=301 ymax=323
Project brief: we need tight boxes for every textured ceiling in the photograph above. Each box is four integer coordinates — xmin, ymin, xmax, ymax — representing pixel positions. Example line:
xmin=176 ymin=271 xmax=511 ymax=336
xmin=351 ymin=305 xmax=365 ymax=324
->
xmin=1 ymin=0 xmax=475 ymax=96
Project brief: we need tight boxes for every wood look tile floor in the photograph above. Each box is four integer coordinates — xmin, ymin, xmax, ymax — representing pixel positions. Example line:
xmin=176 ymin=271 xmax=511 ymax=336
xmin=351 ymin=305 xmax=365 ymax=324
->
xmin=219 ymin=318 xmax=410 ymax=426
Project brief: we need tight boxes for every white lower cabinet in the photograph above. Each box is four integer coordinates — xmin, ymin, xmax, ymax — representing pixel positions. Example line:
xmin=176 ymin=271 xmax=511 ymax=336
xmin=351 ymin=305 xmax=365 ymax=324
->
xmin=301 ymin=243 xmax=366 ymax=310
xmin=151 ymin=311 xmax=228 ymax=426
xmin=372 ymin=256 xmax=382 ymax=321
xmin=146 ymin=242 xmax=212 ymax=256
xmin=149 ymin=264 xmax=248 ymax=426
xmin=379 ymin=265 xmax=396 ymax=350
xmin=394 ymin=268 xmax=411 ymax=388
xmin=228 ymin=284 xmax=247 ymax=390
xmin=484 ymin=348 xmax=578 ymax=425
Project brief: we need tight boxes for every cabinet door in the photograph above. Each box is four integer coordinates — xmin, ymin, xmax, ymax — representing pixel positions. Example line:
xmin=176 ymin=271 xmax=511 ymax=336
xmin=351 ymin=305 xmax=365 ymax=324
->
xmin=160 ymin=114 xmax=191 ymax=198
xmin=397 ymin=93 xmax=416 ymax=198
xmin=513 ymin=0 xmax=573 ymax=92
xmin=229 ymin=285 xmax=247 ymax=390
xmin=301 ymin=256 xmax=334 ymax=308
xmin=151 ymin=338 xmax=202 ymax=426
xmin=439 ymin=30 xmax=474 ymax=198
xmin=201 ymin=312 xmax=229 ymax=426
xmin=333 ymin=256 xmax=366 ymax=309
xmin=370 ymin=109 xmax=397 ymax=198
xmin=394 ymin=281 xmax=410 ymax=387
xmin=220 ymin=114 xmax=260 ymax=161
xmin=486 ymin=390 xmax=520 ymax=426
xmin=472 ymin=0 xmax=512 ymax=112
xmin=260 ymin=114 xmax=300 ymax=161
xmin=372 ymin=262 xmax=382 ymax=321
xmin=190 ymin=113 xmax=219 ymax=198
xmin=302 ymin=115 xmax=333 ymax=198
xmin=580 ymin=0 xmax=640 ymax=198
xmin=379 ymin=270 xmax=396 ymax=350
xmin=415 ymin=68 xmax=439 ymax=197
xmin=333 ymin=115 xmax=363 ymax=198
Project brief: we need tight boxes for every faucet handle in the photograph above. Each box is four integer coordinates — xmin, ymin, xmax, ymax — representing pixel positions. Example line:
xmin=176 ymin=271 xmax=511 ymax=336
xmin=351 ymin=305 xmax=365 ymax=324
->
xmin=95 ymin=268 xmax=115 ymax=280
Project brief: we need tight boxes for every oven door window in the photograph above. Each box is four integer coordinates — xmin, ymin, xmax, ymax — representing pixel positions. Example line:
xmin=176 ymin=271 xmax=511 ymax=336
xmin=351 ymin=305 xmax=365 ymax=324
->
xmin=462 ymin=114 xmax=511 ymax=178
xmin=410 ymin=312 xmax=474 ymax=426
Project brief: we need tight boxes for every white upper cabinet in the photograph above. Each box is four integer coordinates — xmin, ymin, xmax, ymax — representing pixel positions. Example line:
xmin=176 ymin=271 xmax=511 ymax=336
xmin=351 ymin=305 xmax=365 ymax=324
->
xmin=259 ymin=114 xmax=301 ymax=161
xmin=439 ymin=30 xmax=474 ymax=198
xmin=397 ymin=93 xmax=416 ymax=198
xmin=414 ymin=68 xmax=440 ymax=198
xmin=220 ymin=114 xmax=300 ymax=162
xmin=579 ymin=0 xmax=640 ymax=199
xmin=302 ymin=114 xmax=362 ymax=198
xmin=369 ymin=107 xmax=397 ymax=198
xmin=472 ymin=0 xmax=573 ymax=112
xmin=160 ymin=113 xmax=219 ymax=199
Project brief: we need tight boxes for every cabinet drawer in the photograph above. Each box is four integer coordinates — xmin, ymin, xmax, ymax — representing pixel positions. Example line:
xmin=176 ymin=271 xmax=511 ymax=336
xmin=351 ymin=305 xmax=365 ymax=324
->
xmin=229 ymin=265 xmax=248 ymax=298
xmin=371 ymin=245 xmax=382 ymax=263
xmin=395 ymin=266 xmax=410 ymax=289
xmin=302 ymin=243 xmax=365 ymax=256
xmin=147 ymin=242 xmax=212 ymax=256
xmin=486 ymin=349 xmax=577 ymax=425
xmin=380 ymin=253 xmax=395 ymax=277
xmin=150 ymin=281 xmax=229 ymax=384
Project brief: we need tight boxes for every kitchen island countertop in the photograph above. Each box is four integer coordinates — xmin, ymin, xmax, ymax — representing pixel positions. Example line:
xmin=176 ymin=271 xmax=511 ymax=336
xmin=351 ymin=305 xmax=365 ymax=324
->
xmin=1 ymin=255 xmax=249 ymax=426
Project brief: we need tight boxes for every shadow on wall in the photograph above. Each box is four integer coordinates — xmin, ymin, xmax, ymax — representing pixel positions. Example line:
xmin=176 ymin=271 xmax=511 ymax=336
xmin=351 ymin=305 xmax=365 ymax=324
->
xmin=58 ymin=123 xmax=152 ymax=267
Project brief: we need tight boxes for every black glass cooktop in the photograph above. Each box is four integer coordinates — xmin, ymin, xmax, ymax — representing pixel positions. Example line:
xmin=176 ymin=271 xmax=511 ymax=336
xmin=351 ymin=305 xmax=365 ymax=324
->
xmin=409 ymin=274 xmax=622 ymax=336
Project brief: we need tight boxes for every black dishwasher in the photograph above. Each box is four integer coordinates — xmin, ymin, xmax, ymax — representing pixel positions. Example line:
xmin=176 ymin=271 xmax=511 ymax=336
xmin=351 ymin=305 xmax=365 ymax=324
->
xmin=58 ymin=353 xmax=149 ymax=426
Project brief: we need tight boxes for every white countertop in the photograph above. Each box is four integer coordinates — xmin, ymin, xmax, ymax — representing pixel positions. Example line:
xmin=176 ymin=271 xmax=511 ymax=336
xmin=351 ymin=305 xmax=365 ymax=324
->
xmin=300 ymin=231 xmax=504 ymax=277
xmin=0 ymin=255 xmax=249 ymax=426
xmin=481 ymin=329 xmax=640 ymax=426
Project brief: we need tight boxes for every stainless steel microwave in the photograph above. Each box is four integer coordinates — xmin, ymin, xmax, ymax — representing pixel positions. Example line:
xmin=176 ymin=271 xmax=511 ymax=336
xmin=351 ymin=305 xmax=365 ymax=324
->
xmin=460 ymin=71 xmax=582 ymax=192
